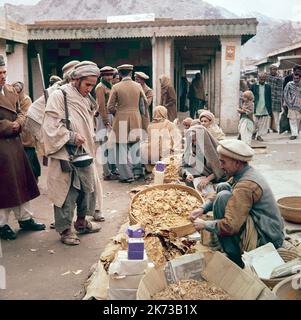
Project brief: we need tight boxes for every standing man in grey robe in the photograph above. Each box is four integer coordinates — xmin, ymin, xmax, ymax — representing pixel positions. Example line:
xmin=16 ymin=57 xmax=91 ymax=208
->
xmin=283 ymin=71 xmax=301 ymax=140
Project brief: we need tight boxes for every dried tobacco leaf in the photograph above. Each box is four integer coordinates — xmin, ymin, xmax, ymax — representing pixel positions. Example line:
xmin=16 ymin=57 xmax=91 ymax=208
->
xmin=152 ymin=279 xmax=231 ymax=300
xmin=131 ymin=188 xmax=202 ymax=231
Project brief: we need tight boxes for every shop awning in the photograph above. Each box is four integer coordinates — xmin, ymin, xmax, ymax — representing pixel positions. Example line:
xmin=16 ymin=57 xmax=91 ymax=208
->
xmin=277 ymin=55 xmax=301 ymax=70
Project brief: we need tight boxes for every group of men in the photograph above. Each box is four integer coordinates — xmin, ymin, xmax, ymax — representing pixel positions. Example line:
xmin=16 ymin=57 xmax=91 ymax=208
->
xmin=0 ymin=57 xmax=154 ymax=245
xmin=243 ymin=64 xmax=301 ymax=141
xmin=96 ymin=64 xmax=153 ymax=183
xmin=0 ymin=55 xmax=286 ymax=269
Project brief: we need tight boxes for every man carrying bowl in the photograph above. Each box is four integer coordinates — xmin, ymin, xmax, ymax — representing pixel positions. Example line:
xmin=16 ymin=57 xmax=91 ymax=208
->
xmin=42 ymin=61 xmax=101 ymax=245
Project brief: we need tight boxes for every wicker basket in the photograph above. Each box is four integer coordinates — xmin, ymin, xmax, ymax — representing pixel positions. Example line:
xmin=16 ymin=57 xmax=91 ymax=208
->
xmin=277 ymin=196 xmax=301 ymax=224
xmin=272 ymin=275 xmax=301 ymax=300
xmin=129 ymin=184 xmax=204 ymax=237
xmin=260 ymin=248 xmax=301 ymax=289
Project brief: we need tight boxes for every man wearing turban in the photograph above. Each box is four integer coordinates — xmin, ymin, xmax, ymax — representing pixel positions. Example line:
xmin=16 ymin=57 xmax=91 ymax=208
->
xmin=42 ymin=61 xmax=102 ymax=245
xmin=198 ymin=110 xmax=225 ymax=141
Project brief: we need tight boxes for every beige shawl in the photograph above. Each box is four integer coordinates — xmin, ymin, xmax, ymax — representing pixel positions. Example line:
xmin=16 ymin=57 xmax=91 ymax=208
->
xmin=199 ymin=110 xmax=225 ymax=141
xmin=183 ymin=125 xmax=225 ymax=181
xmin=42 ymin=83 xmax=98 ymax=207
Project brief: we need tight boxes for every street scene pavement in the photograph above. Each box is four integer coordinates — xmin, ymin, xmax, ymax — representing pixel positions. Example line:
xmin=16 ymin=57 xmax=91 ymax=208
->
xmin=0 ymin=132 xmax=300 ymax=300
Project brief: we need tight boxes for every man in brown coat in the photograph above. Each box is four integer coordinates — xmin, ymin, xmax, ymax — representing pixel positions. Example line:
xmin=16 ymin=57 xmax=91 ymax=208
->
xmin=0 ymin=55 xmax=45 ymax=240
xmin=188 ymin=72 xmax=206 ymax=119
xmin=13 ymin=81 xmax=41 ymax=181
xmin=95 ymin=66 xmax=118 ymax=181
xmin=134 ymin=71 xmax=153 ymax=130
xmin=107 ymin=64 xmax=147 ymax=182
xmin=159 ymin=75 xmax=177 ymax=122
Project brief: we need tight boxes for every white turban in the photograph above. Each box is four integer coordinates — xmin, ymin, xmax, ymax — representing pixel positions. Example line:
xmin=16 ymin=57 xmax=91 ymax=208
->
xmin=71 ymin=61 xmax=100 ymax=80
xmin=62 ymin=60 xmax=80 ymax=79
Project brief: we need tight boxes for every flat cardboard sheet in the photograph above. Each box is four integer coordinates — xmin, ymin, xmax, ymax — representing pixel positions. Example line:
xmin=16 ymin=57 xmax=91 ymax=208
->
xmin=164 ymin=253 xmax=205 ymax=283
xmin=242 ymin=243 xmax=285 ymax=279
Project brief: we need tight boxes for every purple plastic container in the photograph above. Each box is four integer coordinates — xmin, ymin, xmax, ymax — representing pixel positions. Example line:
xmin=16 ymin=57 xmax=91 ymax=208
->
xmin=126 ymin=226 xmax=145 ymax=238
xmin=128 ymin=238 xmax=144 ymax=252
xmin=128 ymin=251 xmax=145 ymax=260
xmin=155 ymin=161 xmax=165 ymax=172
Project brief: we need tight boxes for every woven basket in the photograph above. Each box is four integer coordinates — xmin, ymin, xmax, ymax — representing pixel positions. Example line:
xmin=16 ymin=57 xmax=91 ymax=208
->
xmin=277 ymin=196 xmax=301 ymax=224
xmin=260 ymin=248 xmax=301 ymax=289
xmin=272 ymin=275 xmax=301 ymax=300
xmin=129 ymin=184 xmax=204 ymax=237
xmin=163 ymin=177 xmax=181 ymax=183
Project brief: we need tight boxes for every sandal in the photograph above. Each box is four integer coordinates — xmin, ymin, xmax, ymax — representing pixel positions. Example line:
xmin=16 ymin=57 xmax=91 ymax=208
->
xmin=60 ymin=232 xmax=80 ymax=245
xmin=93 ymin=215 xmax=105 ymax=222
xmin=74 ymin=220 xmax=101 ymax=234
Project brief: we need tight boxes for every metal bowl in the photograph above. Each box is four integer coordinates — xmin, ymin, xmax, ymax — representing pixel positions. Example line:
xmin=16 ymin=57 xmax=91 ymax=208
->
xmin=71 ymin=154 xmax=93 ymax=167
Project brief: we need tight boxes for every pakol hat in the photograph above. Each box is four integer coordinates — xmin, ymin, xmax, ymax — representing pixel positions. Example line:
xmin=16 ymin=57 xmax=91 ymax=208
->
xmin=0 ymin=55 xmax=5 ymax=66
xmin=134 ymin=71 xmax=149 ymax=80
xmin=217 ymin=139 xmax=254 ymax=162
xmin=117 ymin=64 xmax=133 ymax=71
xmin=100 ymin=66 xmax=114 ymax=76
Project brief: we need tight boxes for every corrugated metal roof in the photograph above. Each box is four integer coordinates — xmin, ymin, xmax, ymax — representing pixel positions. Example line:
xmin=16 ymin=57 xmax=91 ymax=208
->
xmin=255 ymin=57 xmax=269 ymax=66
xmin=267 ymin=42 xmax=301 ymax=58
xmin=28 ymin=18 xmax=258 ymax=29
xmin=27 ymin=18 xmax=257 ymax=41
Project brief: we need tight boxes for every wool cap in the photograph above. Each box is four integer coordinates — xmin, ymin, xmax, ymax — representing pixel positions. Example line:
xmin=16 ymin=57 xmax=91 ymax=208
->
xmin=117 ymin=64 xmax=134 ymax=71
xmin=217 ymin=139 xmax=254 ymax=162
xmin=134 ymin=71 xmax=149 ymax=80
xmin=100 ymin=66 xmax=114 ymax=75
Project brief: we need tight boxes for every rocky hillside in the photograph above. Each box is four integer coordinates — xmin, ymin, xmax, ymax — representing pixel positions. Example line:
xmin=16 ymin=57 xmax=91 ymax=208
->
xmin=2 ymin=0 xmax=237 ymax=23
xmin=240 ymin=12 xmax=301 ymax=60
xmin=1 ymin=0 xmax=301 ymax=61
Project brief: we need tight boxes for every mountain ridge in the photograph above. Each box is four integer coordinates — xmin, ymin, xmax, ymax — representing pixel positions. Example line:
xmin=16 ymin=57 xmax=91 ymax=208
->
xmin=1 ymin=0 xmax=300 ymax=61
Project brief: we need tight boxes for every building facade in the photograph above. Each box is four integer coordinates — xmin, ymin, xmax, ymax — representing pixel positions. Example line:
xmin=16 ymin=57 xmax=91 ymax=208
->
xmin=256 ymin=42 xmax=301 ymax=75
xmin=1 ymin=17 xmax=258 ymax=133
xmin=0 ymin=19 xmax=28 ymax=91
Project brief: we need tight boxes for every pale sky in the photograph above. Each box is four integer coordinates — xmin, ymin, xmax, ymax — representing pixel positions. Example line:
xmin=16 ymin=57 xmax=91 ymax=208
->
xmin=0 ymin=0 xmax=300 ymax=21
xmin=205 ymin=0 xmax=301 ymax=21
